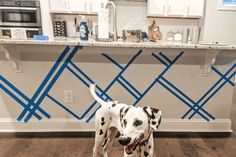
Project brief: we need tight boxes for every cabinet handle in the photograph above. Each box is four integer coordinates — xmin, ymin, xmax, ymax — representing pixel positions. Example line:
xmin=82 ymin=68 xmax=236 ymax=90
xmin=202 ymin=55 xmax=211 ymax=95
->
xmin=64 ymin=0 xmax=67 ymax=9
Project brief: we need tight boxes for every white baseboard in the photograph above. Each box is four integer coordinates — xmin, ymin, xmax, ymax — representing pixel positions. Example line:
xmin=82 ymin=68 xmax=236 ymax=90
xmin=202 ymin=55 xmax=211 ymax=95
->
xmin=0 ymin=118 xmax=232 ymax=132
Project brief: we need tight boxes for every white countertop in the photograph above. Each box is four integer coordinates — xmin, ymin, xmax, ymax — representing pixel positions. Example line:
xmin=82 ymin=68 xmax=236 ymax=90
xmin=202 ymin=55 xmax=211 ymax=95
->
xmin=1 ymin=39 xmax=236 ymax=51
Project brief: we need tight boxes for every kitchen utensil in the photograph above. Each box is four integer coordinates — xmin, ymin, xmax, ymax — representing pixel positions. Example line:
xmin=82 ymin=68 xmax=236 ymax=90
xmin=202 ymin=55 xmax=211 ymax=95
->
xmin=182 ymin=28 xmax=190 ymax=43
xmin=122 ymin=29 xmax=142 ymax=42
xmin=53 ymin=20 xmax=67 ymax=37
xmin=148 ymin=21 xmax=162 ymax=40
xmin=192 ymin=27 xmax=201 ymax=44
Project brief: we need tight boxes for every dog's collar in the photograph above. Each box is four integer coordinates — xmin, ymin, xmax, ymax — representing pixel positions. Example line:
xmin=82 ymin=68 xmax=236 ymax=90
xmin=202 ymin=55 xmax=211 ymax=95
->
xmin=139 ymin=132 xmax=152 ymax=147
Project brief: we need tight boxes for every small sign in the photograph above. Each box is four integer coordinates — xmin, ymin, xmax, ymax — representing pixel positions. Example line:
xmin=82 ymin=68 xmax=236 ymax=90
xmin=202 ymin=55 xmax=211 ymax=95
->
xmin=11 ymin=28 xmax=27 ymax=39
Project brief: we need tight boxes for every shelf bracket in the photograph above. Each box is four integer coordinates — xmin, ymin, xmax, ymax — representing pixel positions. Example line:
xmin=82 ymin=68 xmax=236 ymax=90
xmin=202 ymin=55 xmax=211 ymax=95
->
xmin=0 ymin=45 xmax=22 ymax=73
xmin=202 ymin=50 xmax=219 ymax=76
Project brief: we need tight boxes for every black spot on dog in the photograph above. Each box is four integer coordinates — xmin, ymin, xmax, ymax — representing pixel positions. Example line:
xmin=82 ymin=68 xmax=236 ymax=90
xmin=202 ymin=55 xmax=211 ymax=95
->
xmin=144 ymin=151 xmax=149 ymax=156
xmin=101 ymin=117 xmax=105 ymax=122
xmin=149 ymin=145 xmax=151 ymax=149
xmin=102 ymin=138 xmax=108 ymax=147
xmin=99 ymin=129 xmax=103 ymax=135
xmin=112 ymin=103 xmax=116 ymax=107
xmin=153 ymin=108 xmax=159 ymax=113
xmin=158 ymin=116 xmax=161 ymax=124
xmin=151 ymin=113 xmax=155 ymax=119
xmin=101 ymin=121 xmax=105 ymax=126
xmin=124 ymin=107 xmax=130 ymax=115
xmin=152 ymin=121 xmax=156 ymax=125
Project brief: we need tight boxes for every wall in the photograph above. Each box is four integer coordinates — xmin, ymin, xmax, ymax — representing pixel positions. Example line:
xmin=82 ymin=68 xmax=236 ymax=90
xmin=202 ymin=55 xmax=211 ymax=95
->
xmin=44 ymin=0 xmax=236 ymax=45
xmin=202 ymin=0 xmax=236 ymax=45
xmin=0 ymin=45 xmax=235 ymax=132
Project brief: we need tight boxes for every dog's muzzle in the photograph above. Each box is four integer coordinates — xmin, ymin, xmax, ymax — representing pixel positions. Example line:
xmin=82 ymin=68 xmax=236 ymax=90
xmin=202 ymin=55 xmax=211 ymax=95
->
xmin=118 ymin=134 xmax=145 ymax=155
xmin=118 ymin=137 xmax=131 ymax=145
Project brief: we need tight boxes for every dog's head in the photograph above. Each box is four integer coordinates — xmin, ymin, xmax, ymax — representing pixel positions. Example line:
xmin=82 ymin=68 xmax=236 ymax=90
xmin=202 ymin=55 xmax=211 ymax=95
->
xmin=118 ymin=106 xmax=161 ymax=155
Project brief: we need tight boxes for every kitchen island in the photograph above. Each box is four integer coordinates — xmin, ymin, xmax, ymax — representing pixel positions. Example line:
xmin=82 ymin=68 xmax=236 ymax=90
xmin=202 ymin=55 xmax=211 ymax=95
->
xmin=0 ymin=39 xmax=235 ymax=132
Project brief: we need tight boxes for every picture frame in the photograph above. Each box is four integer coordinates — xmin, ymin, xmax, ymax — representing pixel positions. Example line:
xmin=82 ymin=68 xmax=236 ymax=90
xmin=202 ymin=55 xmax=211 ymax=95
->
xmin=218 ymin=0 xmax=236 ymax=11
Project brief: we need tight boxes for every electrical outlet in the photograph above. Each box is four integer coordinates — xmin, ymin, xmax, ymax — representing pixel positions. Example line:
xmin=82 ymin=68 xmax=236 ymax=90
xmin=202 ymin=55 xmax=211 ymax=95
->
xmin=64 ymin=90 xmax=74 ymax=104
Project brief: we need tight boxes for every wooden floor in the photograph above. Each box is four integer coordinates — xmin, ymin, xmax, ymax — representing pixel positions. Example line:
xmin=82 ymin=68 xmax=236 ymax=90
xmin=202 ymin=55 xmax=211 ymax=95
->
xmin=0 ymin=89 xmax=235 ymax=157
xmin=0 ymin=132 xmax=236 ymax=157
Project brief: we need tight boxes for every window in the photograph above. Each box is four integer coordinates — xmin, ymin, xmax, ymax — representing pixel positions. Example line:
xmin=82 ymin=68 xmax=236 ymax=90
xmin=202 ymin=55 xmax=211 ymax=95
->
xmin=218 ymin=0 xmax=236 ymax=10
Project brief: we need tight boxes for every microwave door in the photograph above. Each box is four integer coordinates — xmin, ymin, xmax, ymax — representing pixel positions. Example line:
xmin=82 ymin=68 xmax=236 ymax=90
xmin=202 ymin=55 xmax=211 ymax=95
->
xmin=0 ymin=7 xmax=40 ymax=27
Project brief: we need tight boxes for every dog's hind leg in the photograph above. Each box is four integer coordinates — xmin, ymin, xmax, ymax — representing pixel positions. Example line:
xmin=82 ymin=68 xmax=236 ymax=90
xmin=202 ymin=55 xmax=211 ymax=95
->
xmin=93 ymin=108 xmax=111 ymax=157
xmin=103 ymin=127 xmax=118 ymax=157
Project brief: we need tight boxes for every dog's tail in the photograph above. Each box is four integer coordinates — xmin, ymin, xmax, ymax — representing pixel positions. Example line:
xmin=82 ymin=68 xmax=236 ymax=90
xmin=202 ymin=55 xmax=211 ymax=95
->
xmin=90 ymin=84 xmax=107 ymax=105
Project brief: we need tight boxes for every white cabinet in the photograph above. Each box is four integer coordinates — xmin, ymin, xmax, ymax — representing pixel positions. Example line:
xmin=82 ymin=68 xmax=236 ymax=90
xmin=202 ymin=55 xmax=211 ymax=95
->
xmin=49 ymin=0 xmax=69 ymax=13
xmin=147 ymin=0 xmax=205 ymax=18
xmin=91 ymin=0 xmax=108 ymax=13
xmin=147 ymin=0 xmax=167 ymax=16
xmin=68 ymin=0 xmax=87 ymax=13
xmin=167 ymin=0 xmax=187 ymax=17
xmin=49 ymin=0 xmax=108 ymax=14
xmin=187 ymin=0 xmax=205 ymax=18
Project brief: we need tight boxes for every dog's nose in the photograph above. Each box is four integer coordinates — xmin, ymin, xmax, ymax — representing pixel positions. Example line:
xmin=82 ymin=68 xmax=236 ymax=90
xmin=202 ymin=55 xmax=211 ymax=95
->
xmin=118 ymin=137 xmax=131 ymax=145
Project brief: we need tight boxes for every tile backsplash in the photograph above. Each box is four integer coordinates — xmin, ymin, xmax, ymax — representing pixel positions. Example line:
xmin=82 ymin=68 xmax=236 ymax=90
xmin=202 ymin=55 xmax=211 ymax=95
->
xmin=53 ymin=1 xmax=201 ymax=40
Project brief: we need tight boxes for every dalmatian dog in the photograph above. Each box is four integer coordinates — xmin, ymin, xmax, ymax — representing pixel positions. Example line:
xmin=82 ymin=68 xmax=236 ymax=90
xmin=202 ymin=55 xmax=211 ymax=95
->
xmin=90 ymin=84 xmax=162 ymax=157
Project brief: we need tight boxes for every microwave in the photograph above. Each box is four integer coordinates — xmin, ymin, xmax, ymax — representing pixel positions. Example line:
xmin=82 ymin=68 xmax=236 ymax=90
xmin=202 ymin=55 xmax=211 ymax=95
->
xmin=0 ymin=27 xmax=42 ymax=38
xmin=0 ymin=0 xmax=41 ymax=27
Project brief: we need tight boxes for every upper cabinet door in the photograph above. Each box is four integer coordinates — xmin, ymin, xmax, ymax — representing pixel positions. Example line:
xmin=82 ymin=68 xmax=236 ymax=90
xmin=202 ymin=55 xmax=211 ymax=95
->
xmin=147 ymin=0 xmax=167 ymax=16
xmin=91 ymin=0 xmax=108 ymax=13
xmin=167 ymin=0 xmax=187 ymax=17
xmin=187 ymin=0 xmax=205 ymax=18
xmin=68 ymin=0 xmax=87 ymax=13
xmin=49 ymin=0 xmax=69 ymax=13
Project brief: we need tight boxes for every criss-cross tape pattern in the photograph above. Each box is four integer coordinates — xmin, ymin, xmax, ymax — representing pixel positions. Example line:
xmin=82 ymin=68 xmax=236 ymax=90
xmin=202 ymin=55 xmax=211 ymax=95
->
xmin=0 ymin=45 xmax=235 ymax=123
xmin=152 ymin=52 xmax=235 ymax=121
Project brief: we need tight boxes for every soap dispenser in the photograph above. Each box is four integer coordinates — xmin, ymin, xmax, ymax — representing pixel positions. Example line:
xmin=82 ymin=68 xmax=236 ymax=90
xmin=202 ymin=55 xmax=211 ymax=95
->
xmin=79 ymin=15 xmax=89 ymax=40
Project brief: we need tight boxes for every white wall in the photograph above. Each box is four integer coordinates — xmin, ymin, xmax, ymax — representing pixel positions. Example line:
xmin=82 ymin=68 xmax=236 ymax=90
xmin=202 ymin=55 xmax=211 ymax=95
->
xmin=202 ymin=0 xmax=236 ymax=45
xmin=40 ymin=0 xmax=53 ymax=38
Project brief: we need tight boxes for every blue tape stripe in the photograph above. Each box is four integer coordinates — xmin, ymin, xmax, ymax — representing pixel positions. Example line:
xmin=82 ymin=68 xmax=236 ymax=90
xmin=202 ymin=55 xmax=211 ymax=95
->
xmin=0 ymin=83 xmax=42 ymax=120
xmin=67 ymin=64 xmax=112 ymax=101
xmin=182 ymin=64 xmax=235 ymax=119
xmin=100 ymin=49 xmax=142 ymax=97
xmin=69 ymin=61 xmax=94 ymax=84
xmin=212 ymin=66 xmax=234 ymax=86
xmin=81 ymin=100 xmax=100 ymax=119
xmin=0 ymin=76 xmax=50 ymax=119
xmin=86 ymin=105 xmax=101 ymax=123
xmin=152 ymin=53 xmax=168 ymax=66
xmin=117 ymin=78 xmax=139 ymax=99
xmin=155 ymin=52 xmax=184 ymax=78
xmin=189 ymin=70 xmax=236 ymax=119
xmin=161 ymin=77 xmax=196 ymax=105
xmin=47 ymin=94 xmax=81 ymax=119
xmin=17 ymin=46 xmax=71 ymax=121
xmin=160 ymin=77 xmax=214 ymax=120
xmin=102 ymin=53 xmax=124 ymax=70
xmin=157 ymin=79 xmax=210 ymax=121
xmin=159 ymin=52 xmax=172 ymax=64
xmin=120 ymin=76 xmax=142 ymax=96
xmin=86 ymin=49 xmax=142 ymax=121
xmin=0 ymin=76 xmax=30 ymax=102
xmin=66 ymin=66 xmax=90 ymax=87
xmin=23 ymin=46 xmax=82 ymax=122
xmin=132 ymin=80 xmax=157 ymax=107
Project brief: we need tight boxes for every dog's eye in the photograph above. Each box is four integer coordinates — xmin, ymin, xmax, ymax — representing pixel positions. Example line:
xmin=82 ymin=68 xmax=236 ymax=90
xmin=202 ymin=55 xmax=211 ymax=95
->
xmin=123 ymin=119 xmax=127 ymax=127
xmin=133 ymin=119 xmax=143 ymax=127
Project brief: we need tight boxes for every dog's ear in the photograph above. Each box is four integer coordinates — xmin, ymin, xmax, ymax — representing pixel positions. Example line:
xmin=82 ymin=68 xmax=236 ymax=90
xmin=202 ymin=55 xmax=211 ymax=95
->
xmin=143 ymin=106 xmax=162 ymax=131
